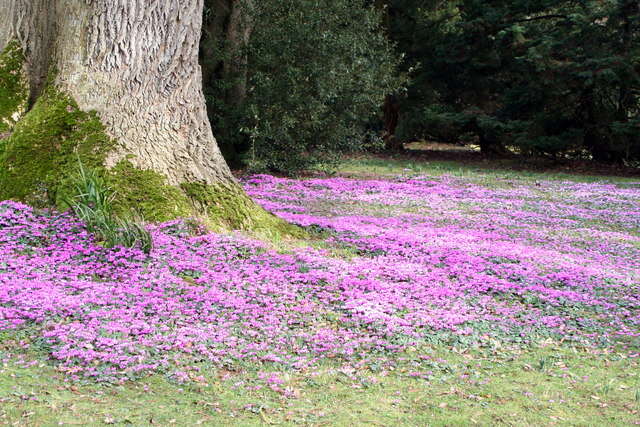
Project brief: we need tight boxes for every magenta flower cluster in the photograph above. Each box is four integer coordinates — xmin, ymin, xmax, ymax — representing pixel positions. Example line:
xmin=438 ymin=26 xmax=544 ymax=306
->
xmin=0 ymin=173 xmax=639 ymax=382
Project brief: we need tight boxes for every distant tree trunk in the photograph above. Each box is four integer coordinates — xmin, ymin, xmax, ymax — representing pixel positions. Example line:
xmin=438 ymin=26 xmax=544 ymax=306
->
xmin=201 ymin=0 xmax=231 ymax=89
xmin=223 ymin=0 xmax=253 ymax=107
xmin=382 ymin=94 xmax=402 ymax=151
xmin=374 ymin=0 xmax=402 ymax=152
xmin=478 ymin=132 xmax=502 ymax=156
xmin=0 ymin=0 xmax=288 ymax=231
xmin=464 ymin=117 xmax=505 ymax=156
xmin=616 ymin=1 xmax=638 ymax=126
xmin=480 ymin=137 xmax=511 ymax=156
xmin=581 ymin=86 xmax=622 ymax=164
xmin=200 ymin=0 xmax=253 ymax=166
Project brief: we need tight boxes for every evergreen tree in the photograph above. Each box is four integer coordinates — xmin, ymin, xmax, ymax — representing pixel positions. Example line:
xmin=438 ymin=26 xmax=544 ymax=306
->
xmin=389 ymin=0 xmax=640 ymax=162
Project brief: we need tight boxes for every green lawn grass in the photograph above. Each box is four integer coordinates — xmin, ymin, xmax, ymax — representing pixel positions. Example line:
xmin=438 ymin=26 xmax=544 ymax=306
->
xmin=340 ymin=154 xmax=640 ymax=185
xmin=1 ymin=155 xmax=639 ymax=426
xmin=1 ymin=345 xmax=638 ymax=426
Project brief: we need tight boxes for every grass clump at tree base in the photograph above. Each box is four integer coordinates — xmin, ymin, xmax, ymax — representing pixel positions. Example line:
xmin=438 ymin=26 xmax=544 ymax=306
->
xmin=64 ymin=160 xmax=153 ymax=253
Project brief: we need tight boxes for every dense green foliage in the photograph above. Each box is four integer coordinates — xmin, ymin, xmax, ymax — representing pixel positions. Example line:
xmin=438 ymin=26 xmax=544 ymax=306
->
xmin=388 ymin=0 xmax=640 ymax=162
xmin=201 ymin=0 xmax=402 ymax=173
xmin=202 ymin=0 xmax=639 ymax=169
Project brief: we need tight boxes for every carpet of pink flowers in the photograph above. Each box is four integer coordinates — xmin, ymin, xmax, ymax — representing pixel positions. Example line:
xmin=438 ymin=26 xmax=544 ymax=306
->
xmin=1 ymin=173 xmax=639 ymax=382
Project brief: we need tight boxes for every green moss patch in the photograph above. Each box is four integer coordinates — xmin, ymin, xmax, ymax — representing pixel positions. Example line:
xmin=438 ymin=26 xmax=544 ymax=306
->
xmin=0 ymin=87 xmax=191 ymax=223
xmin=0 ymin=39 xmax=29 ymax=134
xmin=181 ymin=181 xmax=304 ymax=236
xmin=0 ymin=85 xmax=113 ymax=206
xmin=106 ymin=160 xmax=193 ymax=222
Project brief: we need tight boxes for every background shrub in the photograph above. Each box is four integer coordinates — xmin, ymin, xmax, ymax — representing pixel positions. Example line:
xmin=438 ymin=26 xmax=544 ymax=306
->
xmin=202 ymin=0 xmax=403 ymax=174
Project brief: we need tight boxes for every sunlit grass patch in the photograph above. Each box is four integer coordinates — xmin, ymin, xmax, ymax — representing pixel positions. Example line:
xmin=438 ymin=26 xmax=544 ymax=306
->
xmin=1 ymin=345 xmax=638 ymax=425
xmin=340 ymin=154 xmax=640 ymax=185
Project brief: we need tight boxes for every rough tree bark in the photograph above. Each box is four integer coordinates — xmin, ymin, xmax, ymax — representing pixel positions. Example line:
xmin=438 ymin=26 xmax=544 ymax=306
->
xmin=0 ymin=0 xmax=291 ymax=231
xmin=0 ymin=3 xmax=13 ymax=62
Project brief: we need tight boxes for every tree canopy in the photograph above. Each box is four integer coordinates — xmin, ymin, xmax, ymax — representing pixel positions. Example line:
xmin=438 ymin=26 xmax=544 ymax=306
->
xmin=387 ymin=0 xmax=640 ymax=162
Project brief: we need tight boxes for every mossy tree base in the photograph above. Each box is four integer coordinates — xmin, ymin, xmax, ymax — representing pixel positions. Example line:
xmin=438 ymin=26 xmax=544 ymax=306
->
xmin=181 ymin=182 xmax=303 ymax=236
xmin=0 ymin=84 xmax=113 ymax=207
xmin=0 ymin=81 xmax=298 ymax=234
xmin=0 ymin=7 xmax=293 ymax=236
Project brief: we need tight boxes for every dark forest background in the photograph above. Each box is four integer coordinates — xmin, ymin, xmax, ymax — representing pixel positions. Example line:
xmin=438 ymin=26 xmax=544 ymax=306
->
xmin=200 ymin=0 xmax=640 ymax=174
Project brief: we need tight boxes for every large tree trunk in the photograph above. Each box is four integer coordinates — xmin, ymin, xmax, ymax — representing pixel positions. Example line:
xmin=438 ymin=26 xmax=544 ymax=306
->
xmin=0 ymin=0 xmax=288 ymax=231
xmin=14 ymin=0 xmax=233 ymax=185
